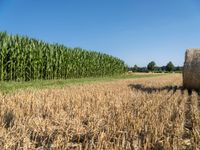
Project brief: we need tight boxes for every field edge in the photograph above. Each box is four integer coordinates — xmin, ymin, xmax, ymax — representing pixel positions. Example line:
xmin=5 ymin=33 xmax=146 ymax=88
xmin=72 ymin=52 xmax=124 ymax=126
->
xmin=0 ymin=73 xmax=170 ymax=93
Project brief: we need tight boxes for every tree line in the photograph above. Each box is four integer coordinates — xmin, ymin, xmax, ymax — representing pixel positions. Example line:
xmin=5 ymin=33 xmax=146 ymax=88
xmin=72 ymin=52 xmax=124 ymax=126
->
xmin=129 ymin=61 xmax=182 ymax=73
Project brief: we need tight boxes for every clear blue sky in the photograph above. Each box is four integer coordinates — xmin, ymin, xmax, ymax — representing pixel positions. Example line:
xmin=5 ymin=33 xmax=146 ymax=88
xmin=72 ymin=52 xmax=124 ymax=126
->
xmin=0 ymin=0 xmax=200 ymax=67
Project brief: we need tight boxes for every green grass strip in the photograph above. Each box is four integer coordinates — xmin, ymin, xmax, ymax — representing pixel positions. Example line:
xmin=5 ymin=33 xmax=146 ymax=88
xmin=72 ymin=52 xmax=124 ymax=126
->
xmin=0 ymin=73 xmax=167 ymax=93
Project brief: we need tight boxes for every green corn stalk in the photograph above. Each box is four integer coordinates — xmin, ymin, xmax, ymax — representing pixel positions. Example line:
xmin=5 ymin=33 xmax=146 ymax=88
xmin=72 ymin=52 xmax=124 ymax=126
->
xmin=0 ymin=32 xmax=126 ymax=81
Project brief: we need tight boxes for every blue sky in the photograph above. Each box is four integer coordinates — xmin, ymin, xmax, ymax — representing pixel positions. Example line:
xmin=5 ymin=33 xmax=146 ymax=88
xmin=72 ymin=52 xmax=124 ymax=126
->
xmin=0 ymin=0 xmax=200 ymax=67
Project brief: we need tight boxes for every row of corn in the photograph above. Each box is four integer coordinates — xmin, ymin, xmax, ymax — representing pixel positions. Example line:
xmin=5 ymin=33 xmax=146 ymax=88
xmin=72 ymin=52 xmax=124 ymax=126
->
xmin=0 ymin=32 xmax=126 ymax=81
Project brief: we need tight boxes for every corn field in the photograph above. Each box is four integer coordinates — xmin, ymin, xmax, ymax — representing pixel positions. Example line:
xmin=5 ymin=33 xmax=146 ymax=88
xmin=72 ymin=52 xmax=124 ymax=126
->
xmin=0 ymin=74 xmax=200 ymax=149
xmin=0 ymin=32 xmax=126 ymax=81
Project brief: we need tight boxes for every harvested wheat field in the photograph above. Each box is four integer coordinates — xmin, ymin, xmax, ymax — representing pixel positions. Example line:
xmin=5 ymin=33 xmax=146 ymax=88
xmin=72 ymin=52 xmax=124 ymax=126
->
xmin=0 ymin=74 xmax=200 ymax=150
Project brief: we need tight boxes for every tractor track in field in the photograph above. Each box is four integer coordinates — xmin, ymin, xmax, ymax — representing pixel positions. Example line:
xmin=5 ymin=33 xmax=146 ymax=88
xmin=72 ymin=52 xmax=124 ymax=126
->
xmin=182 ymin=89 xmax=194 ymax=150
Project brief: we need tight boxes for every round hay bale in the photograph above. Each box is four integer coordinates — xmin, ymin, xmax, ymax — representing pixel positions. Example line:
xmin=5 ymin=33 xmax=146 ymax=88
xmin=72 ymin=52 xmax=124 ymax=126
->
xmin=183 ymin=48 xmax=200 ymax=89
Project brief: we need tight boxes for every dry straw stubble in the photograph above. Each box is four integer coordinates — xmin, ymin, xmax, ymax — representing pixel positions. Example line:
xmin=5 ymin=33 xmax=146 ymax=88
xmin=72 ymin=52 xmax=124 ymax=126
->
xmin=0 ymin=74 xmax=199 ymax=149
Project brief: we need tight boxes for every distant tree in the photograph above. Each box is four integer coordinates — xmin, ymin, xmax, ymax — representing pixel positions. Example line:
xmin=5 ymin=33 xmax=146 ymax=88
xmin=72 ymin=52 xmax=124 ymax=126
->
xmin=154 ymin=66 xmax=163 ymax=73
xmin=174 ymin=66 xmax=182 ymax=72
xmin=132 ymin=65 xmax=138 ymax=72
xmin=128 ymin=67 xmax=132 ymax=72
xmin=166 ymin=61 xmax=174 ymax=72
xmin=161 ymin=66 xmax=166 ymax=72
xmin=147 ymin=61 xmax=156 ymax=71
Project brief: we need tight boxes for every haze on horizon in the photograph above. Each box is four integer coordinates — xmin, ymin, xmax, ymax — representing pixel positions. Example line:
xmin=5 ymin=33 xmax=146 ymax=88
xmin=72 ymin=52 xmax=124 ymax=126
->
xmin=0 ymin=0 xmax=200 ymax=67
